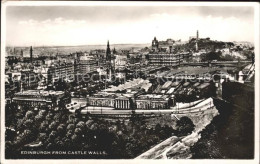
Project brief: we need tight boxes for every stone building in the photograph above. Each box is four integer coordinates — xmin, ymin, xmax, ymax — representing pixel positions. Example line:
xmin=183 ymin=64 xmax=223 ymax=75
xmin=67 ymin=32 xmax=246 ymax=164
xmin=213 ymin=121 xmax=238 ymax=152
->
xmin=47 ymin=61 xmax=75 ymax=84
xmin=13 ymin=90 xmax=69 ymax=110
xmin=135 ymin=94 xmax=174 ymax=110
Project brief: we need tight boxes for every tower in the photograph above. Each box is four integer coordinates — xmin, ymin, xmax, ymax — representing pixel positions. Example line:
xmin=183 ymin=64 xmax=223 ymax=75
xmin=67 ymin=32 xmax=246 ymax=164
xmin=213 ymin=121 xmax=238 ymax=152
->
xmin=106 ymin=40 xmax=111 ymax=61
xmin=20 ymin=49 xmax=23 ymax=58
xmin=195 ymin=30 xmax=199 ymax=51
xmin=152 ymin=37 xmax=159 ymax=51
xmin=30 ymin=46 xmax=33 ymax=63
xmin=113 ymin=47 xmax=116 ymax=55
xmin=106 ymin=40 xmax=114 ymax=80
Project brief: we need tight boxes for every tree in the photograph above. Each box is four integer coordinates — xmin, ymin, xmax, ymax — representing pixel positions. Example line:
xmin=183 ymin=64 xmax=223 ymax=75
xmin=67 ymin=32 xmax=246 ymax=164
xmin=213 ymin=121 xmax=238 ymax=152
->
xmin=221 ymin=54 xmax=235 ymax=61
xmin=38 ymin=133 xmax=48 ymax=141
xmin=76 ymin=121 xmax=85 ymax=129
xmin=39 ymin=121 xmax=49 ymax=132
xmin=71 ymin=134 xmax=79 ymax=143
xmin=23 ymin=119 xmax=34 ymax=130
xmin=57 ymin=124 xmax=66 ymax=134
xmin=49 ymin=130 xmax=58 ymax=140
xmin=54 ymin=78 xmax=67 ymax=91
xmin=49 ymin=121 xmax=58 ymax=131
xmin=90 ymin=123 xmax=99 ymax=131
xmin=53 ymin=112 xmax=62 ymax=121
xmin=74 ymin=128 xmax=83 ymax=135
xmin=16 ymin=129 xmax=34 ymax=145
xmin=45 ymin=113 xmax=53 ymax=121
xmin=155 ymin=124 xmax=162 ymax=133
xmin=201 ymin=51 xmax=221 ymax=62
xmin=66 ymin=130 xmax=73 ymax=138
xmin=16 ymin=118 xmax=25 ymax=131
xmin=35 ymin=114 xmax=44 ymax=124
xmin=176 ymin=116 xmax=195 ymax=137
xmin=25 ymin=111 xmax=34 ymax=119
xmin=67 ymin=124 xmax=75 ymax=131
xmin=5 ymin=102 xmax=18 ymax=127
xmin=39 ymin=110 xmax=47 ymax=116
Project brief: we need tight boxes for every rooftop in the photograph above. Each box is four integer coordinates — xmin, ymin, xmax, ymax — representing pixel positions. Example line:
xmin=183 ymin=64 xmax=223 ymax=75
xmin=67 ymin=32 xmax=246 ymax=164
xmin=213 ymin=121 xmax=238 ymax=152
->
xmin=137 ymin=94 xmax=169 ymax=100
xmin=197 ymin=83 xmax=210 ymax=89
xmin=161 ymin=81 xmax=172 ymax=89
xmin=14 ymin=90 xmax=64 ymax=97
xmin=104 ymin=78 xmax=151 ymax=92
xmin=193 ymin=82 xmax=201 ymax=87
xmin=183 ymin=82 xmax=190 ymax=87
xmin=171 ymin=81 xmax=180 ymax=87
xmin=166 ymin=88 xmax=175 ymax=94
xmin=91 ymin=92 xmax=134 ymax=99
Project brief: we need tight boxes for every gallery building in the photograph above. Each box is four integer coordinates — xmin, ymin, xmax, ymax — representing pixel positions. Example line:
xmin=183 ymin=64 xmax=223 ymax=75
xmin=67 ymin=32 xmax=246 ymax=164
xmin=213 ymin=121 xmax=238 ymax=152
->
xmin=13 ymin=90 xmax=70 ymax=110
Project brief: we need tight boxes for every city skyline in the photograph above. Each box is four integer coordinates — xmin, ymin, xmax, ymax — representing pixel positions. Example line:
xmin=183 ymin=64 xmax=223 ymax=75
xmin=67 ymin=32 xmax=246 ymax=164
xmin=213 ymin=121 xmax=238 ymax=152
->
xmin=3 ymin=2 xmax=257 ymax=161
xmin=5 ymin=5 xmax=255 ymax=46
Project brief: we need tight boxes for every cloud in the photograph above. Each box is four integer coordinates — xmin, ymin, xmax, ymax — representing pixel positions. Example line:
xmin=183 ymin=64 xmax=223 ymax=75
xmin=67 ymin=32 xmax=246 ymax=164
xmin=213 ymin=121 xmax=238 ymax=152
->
xmin=42 ymin=19 xmax=51 ymax=24
xmin=18 ymin=18 xmax=87 ymax=26
xmin=8 ymin=14 xmax=254 ymax=46
xmin=18 ymin=19 xmax=38 ymax=25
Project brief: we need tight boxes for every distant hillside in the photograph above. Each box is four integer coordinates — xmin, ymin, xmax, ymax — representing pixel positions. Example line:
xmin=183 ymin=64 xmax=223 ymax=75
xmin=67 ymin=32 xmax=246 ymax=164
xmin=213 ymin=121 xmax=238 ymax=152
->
xmin=233 ymin=41 xmax=254 ymax=47
xmin=6 ymin=43 xmax=150 ymax=57
xmin=187 ymin=38 xmax=234 ymax=50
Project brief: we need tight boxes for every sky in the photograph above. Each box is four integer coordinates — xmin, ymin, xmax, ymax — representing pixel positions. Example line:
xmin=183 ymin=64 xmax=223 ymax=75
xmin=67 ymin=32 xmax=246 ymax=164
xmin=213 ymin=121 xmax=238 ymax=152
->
xmin=5 ymin=5 xmax=255 ymax=46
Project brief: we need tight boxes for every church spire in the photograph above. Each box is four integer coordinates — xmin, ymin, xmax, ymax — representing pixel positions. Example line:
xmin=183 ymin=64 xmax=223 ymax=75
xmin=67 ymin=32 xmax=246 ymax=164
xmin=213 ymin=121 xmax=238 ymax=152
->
xmin=113 ymin=47 xmax=116 ymax=54
xmin=106 ymin=40 xmax=111 ymax=60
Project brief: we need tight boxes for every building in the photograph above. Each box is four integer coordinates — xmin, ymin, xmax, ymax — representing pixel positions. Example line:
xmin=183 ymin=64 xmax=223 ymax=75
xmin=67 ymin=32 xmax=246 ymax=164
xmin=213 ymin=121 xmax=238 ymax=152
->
xmin=87 ymin=77 xmax=177 ymax=110
xmin=115 ymin=55 xmax=128 ymax=69
xmin=21 ymin=70 xmax=39 ymax=90
xmin=5 ymin=73 xmax=21 ymax=98
xmin=152 ymin=37 xmax=176 ymax=52
xmin=87 ymin=92 xmax=134 ymax=110
xmin=195 ymin=82 xmax=212 ymax=98
xmin=87 ymin=78 xmax=151 ymax=110
xmin=88 ymin=92 xmax=116 ymax=108
xmin=114 ymin=95 xmax=132 ymax=110
xmin=89 ymin=49 xmax=106 ymax=68
xmin=135 ymin=94 xmax=174 ymax=110
xmin=47 ymin=61 xmax=75 ymax=84
xmin=147 ymin=53 xmax=184 ymax=66
xmin=148 ymin=37 xmax=191 ymax=66
xmin=75 ymin=53 xmax=98 ymax=75
xmin=161 ymin=81 xmax=172 ymax=94
xmin=152 ymin=37 xmax=159 ymax=51
xmin=13 ymin=90 xmax=70 ymax=110
xmin=166 ymin=39 xmax=174 ymax=45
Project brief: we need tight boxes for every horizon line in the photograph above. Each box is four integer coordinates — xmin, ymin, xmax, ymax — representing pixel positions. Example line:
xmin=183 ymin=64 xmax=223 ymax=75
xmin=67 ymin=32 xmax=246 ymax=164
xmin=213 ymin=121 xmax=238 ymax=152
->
xmin=5 ymin=39 xmax=255 ymax=48
xmin=5 ymin=42 xmax=153 ymax=48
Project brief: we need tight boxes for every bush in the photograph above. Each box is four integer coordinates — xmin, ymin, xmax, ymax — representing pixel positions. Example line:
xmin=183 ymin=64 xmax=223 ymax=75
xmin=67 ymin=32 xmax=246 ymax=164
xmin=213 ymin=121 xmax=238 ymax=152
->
xmin=176 ymin=116 xmax=195 ymax=136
